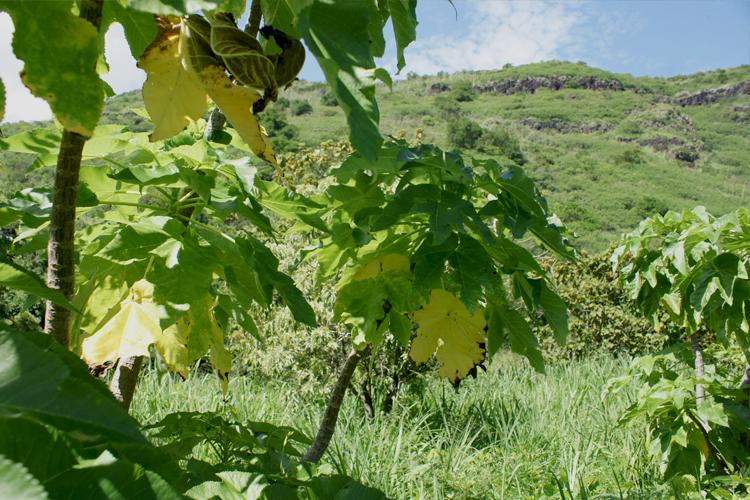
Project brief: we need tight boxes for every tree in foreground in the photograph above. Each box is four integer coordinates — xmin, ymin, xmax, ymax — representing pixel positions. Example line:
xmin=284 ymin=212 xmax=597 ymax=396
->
xmin=0 ymin=0 xmax=573 ymax=497
xmin=608 ymin=207 xmax=750 ymax=493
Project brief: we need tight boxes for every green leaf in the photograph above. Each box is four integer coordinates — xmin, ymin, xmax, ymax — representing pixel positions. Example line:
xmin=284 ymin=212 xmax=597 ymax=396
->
xmin=0 ymin=329 xmax=147 ymax=445
xmin=386 ymin=0 xmax=417 ymax=72
xmin=45 ymin=459 xmax=182 ymax=500
xmin=487 ymin=302 xmax=545 ymax=373
xmin=297 ymin=1 xmax=382 ymax=160
xmin=0 ymin=0 xmax=105 ymax=135
xmin=388 ymin=310 xmax=412 ymax=347
xmin=538 ymin=281 xmax=568 ymax=345
xmin=102 ymin=0 xmax=158 ymax=60
xmin=0 ymin=261 xmax=73 ymax=310
xmin=0 ymin=455 xmax=47 ymax=500
xmin=260 ymin=0 xmax=298 ymax=38
xmin=0 ymin=78 xmax=5 ymax=122
xmin=0 ymin=417 xmax=77 ymax=487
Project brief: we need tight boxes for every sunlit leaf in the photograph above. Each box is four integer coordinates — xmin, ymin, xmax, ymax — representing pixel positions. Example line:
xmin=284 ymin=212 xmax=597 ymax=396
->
xmin=0 ymin=455 xmax=48 ymax=500
xmin=410 ymin=289 xmax=486 ymax=383
xmin=0 ymin=0 xmax=105 ymax=135
xmin=81 ymin=280 xmax=163 ymax=365
xmin=138 ymin=24 xmax=206 ymax=142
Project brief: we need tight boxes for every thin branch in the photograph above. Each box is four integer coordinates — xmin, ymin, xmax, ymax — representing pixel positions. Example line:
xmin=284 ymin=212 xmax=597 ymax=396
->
xmin=245 ymin=0 xmax=262 ymax=37
xmin=302 ymin=346 xmax=370 ymax=463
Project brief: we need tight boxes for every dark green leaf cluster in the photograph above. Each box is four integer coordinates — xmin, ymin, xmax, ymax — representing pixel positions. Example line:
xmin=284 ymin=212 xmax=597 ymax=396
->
xmin=613 ymin=207 xmax=750 ymax=359
xmin=297 ymin=140 xmax=574 ymax=372
xmin=605 ymin=345 xmax=750 ymax=484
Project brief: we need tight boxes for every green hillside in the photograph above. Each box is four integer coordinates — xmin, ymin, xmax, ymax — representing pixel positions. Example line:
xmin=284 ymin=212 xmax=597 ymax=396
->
xmin=3 ymin=60 xmax=750 ymax=250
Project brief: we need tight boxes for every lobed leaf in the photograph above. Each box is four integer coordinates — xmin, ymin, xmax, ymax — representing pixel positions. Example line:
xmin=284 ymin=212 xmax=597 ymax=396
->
xmin=0 ymin=0 xmax=105 ymax=135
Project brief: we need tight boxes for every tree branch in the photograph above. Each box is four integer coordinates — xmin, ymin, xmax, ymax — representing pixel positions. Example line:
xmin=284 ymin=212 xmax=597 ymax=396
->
xmin=245 ymin=0 xmax=262 ymax=38
xmin=44 ymin=0 xmax=104 ymax=346
xmin=302 ymin=346 xmax=370 ymax=463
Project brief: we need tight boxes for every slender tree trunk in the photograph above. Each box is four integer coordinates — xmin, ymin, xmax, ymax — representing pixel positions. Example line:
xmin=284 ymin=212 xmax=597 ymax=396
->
xmin=303 ymin=347 xmax=369 ymax=463
xmin=108 ymin=110 xmax=225 ymax=411
xmin=359 ymin=376 xmax=374 ymax=420
xmin=44 ymin=0 xmax=104 ymax=346
xmin=245 ymin=0 xmax=262 ymax=37
xmin=110 ymin=356 xmax=144 ymax=411
xmin=741 ymin=364 xmax=750 ymax=410
xmin=692 ymin=333 xmax=705 ymax=405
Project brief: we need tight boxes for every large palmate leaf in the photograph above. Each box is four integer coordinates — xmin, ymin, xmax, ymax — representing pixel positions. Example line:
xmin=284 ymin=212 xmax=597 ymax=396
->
xmin=102 ymin=0 xmax=159 ymax=60
xmin=0 ymin=456 xmax=47 ymax=500
xmin=410 ymin=289 xmax=486 ymax=383
xmin=296 ymin=1 xmax=382 ymax=160
xmin=45 ymin=459 xmax=182 ymax=500
xmin=0 ymin=261 xmax=73 ymax=310
xmin=0 ymin=329 xmax=146 ymax=445
xmin=0 ymin=0 xmax=105 ymax=135
xmin=124 ymin=0 xmax=245 ymax=17
xmin=138 ymin=24 xmax=206 ymax=141
xmin=386 ymin=0 xmax=418 ymax=72
xmin=81 ymin=280 xmax=163 ymax=365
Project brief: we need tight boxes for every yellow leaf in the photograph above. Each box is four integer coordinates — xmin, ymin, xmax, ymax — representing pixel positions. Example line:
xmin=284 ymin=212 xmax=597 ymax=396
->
xmin=81 ymin=280 xmax=162 ymax=365
xmin=410 ymin=289 xmax=486 ymax=383
xmin=158 ymin=319 xmax=190 ymax=379
xmin=137 ymin=25 xmax=207 ymax=142
xmin=352 ymin=254 xmax=411 ymax=282
xmin=197 ymin=64 xmax=277 ymax=165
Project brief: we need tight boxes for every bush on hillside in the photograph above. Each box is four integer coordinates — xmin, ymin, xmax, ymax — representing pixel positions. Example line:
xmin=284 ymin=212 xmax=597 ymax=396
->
xmin=275 ymin=97 xmax=290 ymax=109
xmin=450 ymin=81 xmax=475 ymax=102
xmin=258 ymin=108 xmax=300 ymax=152
xmin=321 ymin=90 xmax=338 ymax=107
xmin=477 ymin=128 xmax=526 ymax=164
xmin=447 ymin=117 xmax=483 ymax=149
xmin=290 ymin=99 xmax=313 ymax=116
xmin=533 ymin=251 xmax=681 ymax=359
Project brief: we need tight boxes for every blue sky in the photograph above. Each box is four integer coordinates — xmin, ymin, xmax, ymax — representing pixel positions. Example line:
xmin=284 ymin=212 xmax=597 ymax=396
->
xmin=1 ymin=0 xmax=748 ymax=123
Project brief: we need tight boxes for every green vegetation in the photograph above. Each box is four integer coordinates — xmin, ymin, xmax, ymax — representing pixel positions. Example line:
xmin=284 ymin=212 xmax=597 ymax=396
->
xmin=133 ymin=354 xmax=668 ymax=499
xmin=1 ymin=0 xmax=749 ymax=497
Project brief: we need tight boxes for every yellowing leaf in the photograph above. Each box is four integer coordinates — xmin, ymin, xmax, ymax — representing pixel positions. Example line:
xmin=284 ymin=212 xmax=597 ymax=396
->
xmin=137 ymin=25 xmax=206 ymax=141
xmin=197 ymin=65 xmax=277 ymax=165
xmin=81 ymin=280 xmax=162 ymax=364
xmin=352 ymin=254 xmax=410 ymax=282
xmin=158 ymin=319 xmax=190 ymax=379
xmin=410 ymin=289 xmax=486 ymax=383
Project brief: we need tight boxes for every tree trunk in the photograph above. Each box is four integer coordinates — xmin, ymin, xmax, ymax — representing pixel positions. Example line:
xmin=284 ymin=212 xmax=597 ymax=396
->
xmin=110 ymin=356 xmax=144 ymax=411
xmin=302 ymin=347 xmax=369 ymax=463
xmin=359 ymin=376 xmax=374 ymax=419
xmin=44 ymin=0 xmax=104 ymax=347
xmin=692 ymin=334 xmax=705 ymax=405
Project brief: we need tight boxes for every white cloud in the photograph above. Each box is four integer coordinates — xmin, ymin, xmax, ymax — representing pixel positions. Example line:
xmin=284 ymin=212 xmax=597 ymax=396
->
xmin=0 ymin=15 xmax=145 ymax=125
xmin=402 ymin=1 xmax=587 ymax=75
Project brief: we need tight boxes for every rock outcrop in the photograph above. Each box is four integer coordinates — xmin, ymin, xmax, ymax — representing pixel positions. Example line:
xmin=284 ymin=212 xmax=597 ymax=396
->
xmin=474 ymin=75 xmax=627 ymax=95
xmin=675 ymin=80 xmax=750 ymax=106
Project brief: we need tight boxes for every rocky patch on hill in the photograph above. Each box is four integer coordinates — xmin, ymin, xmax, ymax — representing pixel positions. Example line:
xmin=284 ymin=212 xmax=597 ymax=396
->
xmin=520 ymin=118 xmax=613 ymax=134
xmin=675 ymin=80 xmax=750 ymax=106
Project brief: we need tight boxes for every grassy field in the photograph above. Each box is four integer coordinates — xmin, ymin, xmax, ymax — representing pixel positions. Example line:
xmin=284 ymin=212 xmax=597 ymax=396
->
xmin=132 ymin=352 xmax=673 ymax=499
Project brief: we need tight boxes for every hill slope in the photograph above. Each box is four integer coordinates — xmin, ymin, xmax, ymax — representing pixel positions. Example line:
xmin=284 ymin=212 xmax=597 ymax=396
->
xmin=2 ymin=61 xmax=749 ymax=250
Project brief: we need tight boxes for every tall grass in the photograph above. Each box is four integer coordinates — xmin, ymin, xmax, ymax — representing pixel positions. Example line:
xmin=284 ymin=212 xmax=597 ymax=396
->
xmin=132 ymin=352 xmax=672 ymax=499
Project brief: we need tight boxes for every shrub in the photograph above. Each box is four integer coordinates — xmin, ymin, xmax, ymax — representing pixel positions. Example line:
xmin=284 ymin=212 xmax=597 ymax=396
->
xmin=257 ymin=108 xmax=299 ymax=152
xmin=290 ymin=99 xmax=313 ymax=116
xmin=447 ymin=117 xmax=482 ymax=149
xmin=534 ymin=251 xmax=681 ymax=359
xmin=275 ymin=97 xmax=290 ymax=109
xmin=477 ymin=128 xmax=526 ymax=164
xmin=434 ymin=95 xmax=462 ymax=120
xmin=449 ymin=81 xmax=475 ymax=102
xmin=321 ymin=90 xmax=338 ymax=107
